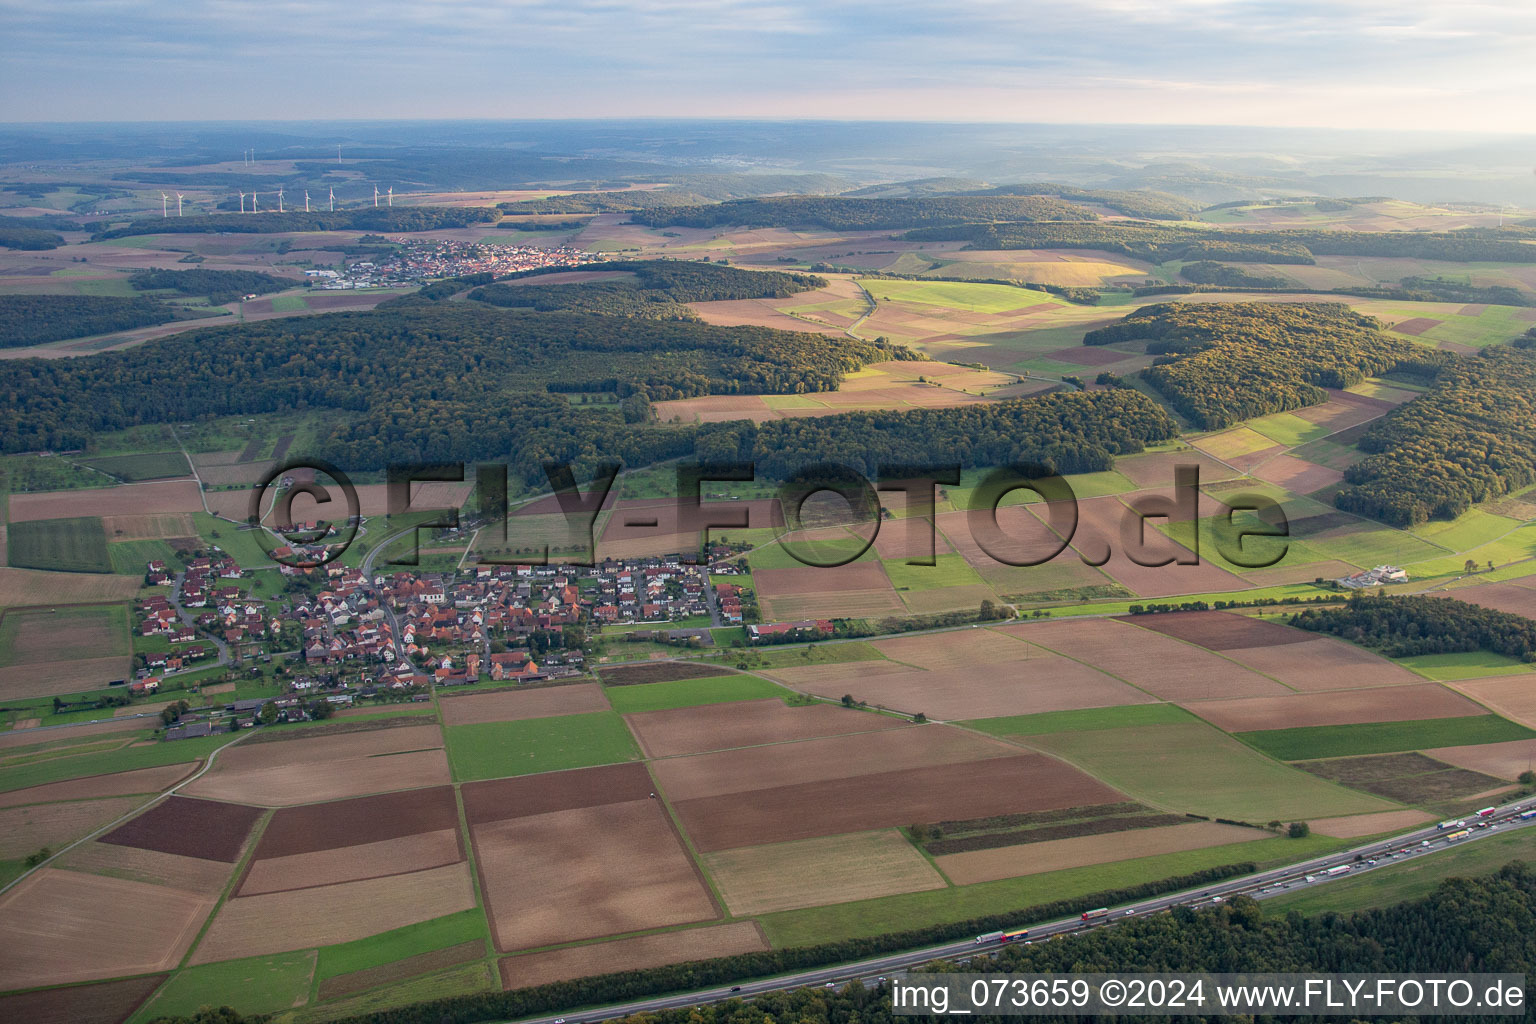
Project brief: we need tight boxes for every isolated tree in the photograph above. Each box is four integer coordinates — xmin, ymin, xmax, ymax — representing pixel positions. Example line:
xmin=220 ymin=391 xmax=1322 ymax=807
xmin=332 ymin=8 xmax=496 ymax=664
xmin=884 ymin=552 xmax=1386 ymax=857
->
xmin=258 ymin=701 xmax=278 ymax=725
xmin=1520 ymin=770 xmax=1536 ymax=787
xmin=1465 ymin=559 xmax=1479 ymax=574
xmin=1287 ymin=821 xmax=1310 ymax=839
xmin=841 ymin=694 xmax=855 ymax=707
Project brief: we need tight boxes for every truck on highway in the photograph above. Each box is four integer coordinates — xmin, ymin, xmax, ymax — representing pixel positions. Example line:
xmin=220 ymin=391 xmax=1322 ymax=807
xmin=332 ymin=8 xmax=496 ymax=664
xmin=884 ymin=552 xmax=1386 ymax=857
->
xmin=1446 ymin=828 xmax=1472 ymax=841
xmin=976 ymin=931 xmax=1005 ymax=944
xmin=1476 ymin=806 xmax=1497 ymax=818
xmin=1520 ymin=810 xmax=1536 ymax=820
xmin=1081 ymin=908 xmax=1110 ymax=921
xmin=1325 ymin=865 xmax=1350 ymax=876
xmin=1438 ymin=819 xmax=1464 ymax=829
xmin=975 ymin=928 xmax=1030 ymax=944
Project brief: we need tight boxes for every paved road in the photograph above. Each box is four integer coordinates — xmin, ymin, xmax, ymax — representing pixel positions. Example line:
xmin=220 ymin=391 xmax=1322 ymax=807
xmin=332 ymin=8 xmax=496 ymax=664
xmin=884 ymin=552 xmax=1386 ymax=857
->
xmin=168 ymin=570 xmax=231 ymax=667
xmin=508 ymin=794 xmax=1536 ymax=1024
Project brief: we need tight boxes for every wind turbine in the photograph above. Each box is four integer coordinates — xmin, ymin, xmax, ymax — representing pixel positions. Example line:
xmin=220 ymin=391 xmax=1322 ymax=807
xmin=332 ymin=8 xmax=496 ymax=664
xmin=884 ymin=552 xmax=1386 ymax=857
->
xmin=337 ymin=143 xmax=342 ymax=165
xmin=304 ymin=191 xmax=310 ymax=213
xmin=373 ymin=186 xmax=379 ymax=208
xmin=328 ymin=187 xmax=334 ymax=212
xmin=252 ymin=191 xmax=259 ymax=213
xmin=161 ymin=192 xmax=169 ymax=218
xmin=239 ymin=191 xmax=246 ymax=214
xmin=277 ymin=188 xmax=285 ymax=213
xmin=175 ymin=193 xmax=185 ymax=216
xmin=387 ymin=186 xmax=393 ymax=207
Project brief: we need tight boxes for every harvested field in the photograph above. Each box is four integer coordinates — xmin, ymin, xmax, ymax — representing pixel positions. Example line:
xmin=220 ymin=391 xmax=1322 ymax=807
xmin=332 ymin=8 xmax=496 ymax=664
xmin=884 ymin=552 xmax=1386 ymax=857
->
xmin=1448 ymin=582 xmax=1536 ymax=620
xmin=0 ymin=716 xmax=145 ymax=749
xmin=1060 ymin=497 xmax=1251 ymax=598
xmin=192 ymin=862 xmax=477 ymax=964
xmin=0 ymin=869 xmax=216 ymax=989
xmin=1307 ymin=809 xmax=1436 ymax=838
xmin=704 ymin=830 xmax=945 ymax=915
xmin=597 ymin=498 xmax=782 ymax=560
xmin=1114 ymin=450 xmax=1242 ymax=489
xmin=101 ymin=796 xmax=263 ymax=861
xmin=8 ymin=480 xmax=204 ymax=522
xmin=1449 ymin=675 xmax=1536 ymax=729
xmin=500 ymin=922 xmax=767 ymax=991
xmin=1298 ymin=753 xmax=1507 ymax=803
xmin=758 ymin=586 xmax=908 ymax=620
xmin=936 ymin=821 xmax=1262 ymax=885
xmin=1002 ymin=618 xmax=1289 ymax=700
xmin=0 ymin=973 xmax=166 ymax=1024
xmin=0 ymin=761 xmax=194 ymax=807
xmin=872 ymin=628 xmax=1035 ymax=670
xmin=672 ymin=754 xmax=1122 ymax=852
xmin=0 ymin=654 xmax=132 ymax=699
xmin=241 ymin=828 xmax=462 ymax=896
xmin=1222 ymin=637 xmax=1422 ymax=690
xmin=1 ymin=605 xmax=125 ymax=663
xmin=1185 ymin=683 xmax=1484 ymax=732
xmin=651 ymin=726 xmax=1022 ymax=801
xmin=319 ymin=939 xmax=485 ymax=1002
xmin=1120 ymin=610 xmax=1315 ymax=651
xmin=625 ymin=699 xmax=909 ymax=758
xmin=204 ymin=480 xmax=472 ymax=522
xmin=461 ymin=761 xmax=654 ymax=826
xmin=101 ymin=512 xmax=197 ymax=540
xmin=59 ymin=841 xmax=234 ymax=895
xmin=753 ymin=562 xmax=906 ymax=620
xmin=1250 ymin=455 xmax=1345 ymax=494
xmin=182 ymin=748 xmax=450 ymax=805
xmin=0 ymin=796 xmax=145 ymax=859
xmin=763 ymin=651 xmax=1152 ymax=720
xmin=600 ymin=662 xmax=732 ymax=685
xmin=473 ymin=798 xmax=718 ymax=951
xmin=1244 ymin=559 xmax=1360 ymax=587
xmin=439 ymin=683 xmax=610 ymax=724
xmin=1391 ymin=317 xmax=1442 ymax=336
xmin=253 ymin=786 xmax=459 ymax=858
xmin=1424 ymin=739 xmax=1536 ymax=782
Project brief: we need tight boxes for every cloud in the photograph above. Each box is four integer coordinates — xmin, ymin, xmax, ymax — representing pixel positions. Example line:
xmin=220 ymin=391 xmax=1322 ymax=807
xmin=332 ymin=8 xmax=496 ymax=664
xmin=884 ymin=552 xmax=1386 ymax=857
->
xmin=2 ymin=0 xmax=1534 ymax=130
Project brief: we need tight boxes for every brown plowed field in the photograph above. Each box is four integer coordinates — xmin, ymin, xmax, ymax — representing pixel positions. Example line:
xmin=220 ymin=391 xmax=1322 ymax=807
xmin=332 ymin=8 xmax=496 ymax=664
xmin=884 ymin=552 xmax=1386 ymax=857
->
xmin=936 ymin=505 xmax=1070 ymax=573
xmin=1424 ymin=739 xmax=1536 ymax=782
xmin=1448 ymin=675 xmax=1536 ymax=729
xmin=0 ymin=796 xmax=146 ymax=859
xmin=1448 ymin=583 xmax=1536 ymax=620
xmin=1250 ymin=455 xmax=1345 ymax=495
xmin=600 ymin=498 xmax=782 ymax=545
xmin=600 ymin=662 xmax=731 ymax=685
xmin=872 ymin=628 xmax=1035 ymax=670
xmin=205 ymin=481 xmax=472 ymax=521
xmin=871 ymin=516 xmax=953 ymax=561
xmin=200 ymin=723 xmax=444 ymax=771
xmin=1243 ymin=559 xmax=1359 ymax=587
xmin=253 ymin=785 xmax=458 ymax=858
xmin=1391 ymin=317 xmax=1442 ymax=336
xmin=319 ymin=939 xmax=486 ymax=1001
xmin=0 ymin=655 xmax=135 ymax=700
xmin=1114 ymin=450 xmax=1242 ymax=488
xmin=0 ymin=973 xmax=167 ymax=1024
xmin=240 ymin=828 xmax=463 ymax=895
xmin=759 ymin=587 xmax=909 ymax=620
xmin=183 ymin=748 xmax=450 ymax=806
xmin=674 ymin=754 xmax=1121 ymax=852
xmin=1307 ymin=809 xmax=1435 ymax=838
xmin=1221 ymin=637 xmax=1421 ymax=690
xmin=0 ymin=869 xmax=216 ymax=989
xmin=651 ymin=727 xmax=1019 ymax=801
xmin=192 ymin=861 xmax=477 ymax=964
xmin=753 ymin=562 xmax=904 ymax=620
xmin=0 ymin=568 xmax=143 ymax=612
xmin=1185 ymin=683 xmax=1484 ymax=732
xmin=439 ymin=683 xmax=610 ymax=724
xmin=500 ymin=921 xmax=768 ymax=991
xmin=1058 ymin=497 xmax=1252 ymax=597
xmin=8 ymin=482 xmax=202 ymax=522
xmin=101 ymin=513 xmax=197 ymax=540
xmin=999 ymin=618 xmax=1289 ymax=700
xmin=59 ymin=841 xmax=234 ymax=895
xmin=0 ymin=762 xmax=196 ymax=807
xmin=1118 ymin=610 xmax=1314 ymax=650
xmin=473 ymin=798 xmax=718 ymax=951
xmin=625 ymin=699 xmax=909 ymax=758
xmin=704 ymin=829 xmax=946 ymax=914
xmin=461 ymin=762 xmax=655 ymax=826
xmin=764 ymin=652 xmax=1152 ymax=720
xmin=936 ymin=821 xmax=1261 ymax=885
xmin=100 ymin=796 xmax=263 ymax=862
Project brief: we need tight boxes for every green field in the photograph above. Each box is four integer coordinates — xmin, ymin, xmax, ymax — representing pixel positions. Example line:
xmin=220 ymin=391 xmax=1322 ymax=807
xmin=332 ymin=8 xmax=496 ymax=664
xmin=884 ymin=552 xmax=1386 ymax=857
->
xmin=1396 ymin=650 xmax=1536 ymax=681
xmin=746 ymin=532 xmax=877 ymax=571
xmin=748 ymin=641 xmax=886 ymax=669
xmin=868 ymin=278 xmax=1065 ymax=315
xmin=0 ymin=732 xmax=232 ymax=793
xmin=130 ymin=952 xmax=317 ymax=1023
xmin=760 ymin=833 xmax=1342 ymax=948
xmin=269 ymin=294 xmax=310 ymax=312
xmin=0 ymin=603 xmax=129 ymax=664
xmin=108 ymin=538 xmax=182 ymax=575
xmin=1245 ymin=411 xmax=1332 ymax=448
xmin=7 ymin=516 xmax=112 ymax=573
xmin=443 ymin=711 xmax=640 ymax=782
xmin=79 ymin=451 xmax=191 ymax=482
xmin=194 ymin=511 xmax=275 ymax=569
xmin=604 ymin=674 xmax=790 ymax=714
xmin=882 ymin=553 xmax=986 ymax=592
xmin=965 ymin=703 xmax=1198 ymax=738
xmin=1239 ymin=715 xmax=1536 ymax=762
xmin=314 ymin=909 xmax=487 ymax=982
xmin=288 ymin=961 xmax=497 ymax=1024
xmin=1027 ymin=722 xmax=1396 ymax=820
xmin=1264 ymin=826 xmax=1536 ymax=917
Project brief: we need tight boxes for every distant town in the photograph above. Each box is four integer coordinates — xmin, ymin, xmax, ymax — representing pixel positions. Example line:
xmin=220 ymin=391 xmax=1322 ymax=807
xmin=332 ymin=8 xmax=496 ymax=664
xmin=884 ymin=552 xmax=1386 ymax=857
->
xmin=303 ymin=238 xmax=602 ymax=290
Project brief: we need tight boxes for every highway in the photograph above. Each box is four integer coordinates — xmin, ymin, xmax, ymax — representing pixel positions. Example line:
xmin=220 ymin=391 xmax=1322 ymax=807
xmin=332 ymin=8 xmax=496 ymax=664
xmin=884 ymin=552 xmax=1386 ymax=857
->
xmin=510 ymin=793 xmax=1536 ymax=1024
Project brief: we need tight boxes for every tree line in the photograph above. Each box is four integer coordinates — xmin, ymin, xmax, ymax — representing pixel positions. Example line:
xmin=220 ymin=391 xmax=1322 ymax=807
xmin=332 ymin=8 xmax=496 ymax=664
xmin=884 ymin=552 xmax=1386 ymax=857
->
xmin=630 ymin=195 xmax=1098 ymax=231
xmin=128 ymin=268 xmax=292 ymax=305
xmin=1290 ymin=593 xmax=1536 ymax=660
xmin=0 ymin=294 xmax=181 ymax=348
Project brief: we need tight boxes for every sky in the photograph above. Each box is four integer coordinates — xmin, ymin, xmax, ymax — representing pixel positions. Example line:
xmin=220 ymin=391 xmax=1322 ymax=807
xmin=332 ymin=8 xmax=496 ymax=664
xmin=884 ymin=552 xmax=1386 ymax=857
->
xmin=4 ymin=0 xmax=1536 ymax=131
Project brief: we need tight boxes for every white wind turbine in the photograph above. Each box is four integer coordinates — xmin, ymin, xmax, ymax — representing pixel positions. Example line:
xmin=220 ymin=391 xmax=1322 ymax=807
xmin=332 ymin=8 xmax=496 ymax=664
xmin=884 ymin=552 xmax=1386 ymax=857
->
xmin=304 ymin=191 xmax=311 ymax=213
xmin=239 ymin=191 xmax=246 ymax=214
xmin=277 ymin=188 xmax=285 ymax=214
xmin=160 ymin=192 xmax=169 ymax=218
xmin=175 ymin=193 xmax=185 ymax=216
xmin=252 ymin=191 xmax=259 ymax=213
xmin=387 ymin=186 xmax=393 ymax=207
xmin=328 ymin=187 xmax=334 ymax=212
xmin=373 ymin=186 xmax=379 ymax=208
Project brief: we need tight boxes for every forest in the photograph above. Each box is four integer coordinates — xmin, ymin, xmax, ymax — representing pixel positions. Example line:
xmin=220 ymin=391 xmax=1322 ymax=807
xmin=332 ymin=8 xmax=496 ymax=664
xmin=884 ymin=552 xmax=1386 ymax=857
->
xmin=1086 ymin=302 xmax=1422 ymax=429
xmin=90 ymin=205 xmax=500 ymax=239
xmin=469 ymin=261 xmax=827 ymax=319
xmin=965 ymin=183 xmax=1199 ymax=220
xmin=128 ymin=267 xmax=292 ymax=305
xmin=1178 ymin=260 xmax=1291 ymax=288
xmin=630 ymin=195 xmax=1097 ymax=231
xmin=148 ymin=863 xmax=1536 ymax=1024
xmin=0 ymin=221 xmax=65 ymax=250
xmin=499 ymin=190 xmax=711 ymax=215
xmin=0 ymin=294 xmax=184 ymax=348
xmin=1337 ymin=343 xmax=1536 ymax=525
xmin=1290 ymin=593 xmax=1536 ymax=660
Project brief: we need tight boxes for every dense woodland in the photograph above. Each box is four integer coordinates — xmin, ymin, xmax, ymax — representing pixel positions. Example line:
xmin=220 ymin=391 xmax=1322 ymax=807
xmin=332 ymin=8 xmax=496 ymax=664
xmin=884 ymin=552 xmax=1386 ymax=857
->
xmin=630 ymin=195 xmax=1097 ymax=231
xmin=1338 ymin=343 xmax=1536 ymax=524
xmin=499 ymin=190 xmax=711 ymax=215
xmin=0 ymin=294 xmax=180 ymax=348
xmin=1291 ymin=594 xmax=1536 ymax=660
xmin=1178 ymin=260 xmax=1291 ymax=288
xmin=965 ymin=183 xmax=1199 ymax=220
xmin=0 ymin=220 xmax=65 ymax=249
xmin=1086 ymin=302 xmax=1422 ymax=429
xmin=91 ymin=206 xmax=500 ymax=239
xmin=129 ymin=268 xmax=292 ymax=305
xmin=152 ymin=864 xmax=1536 ymax=1024
xmin=469 ymin=261 xmax=827 ymax=319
